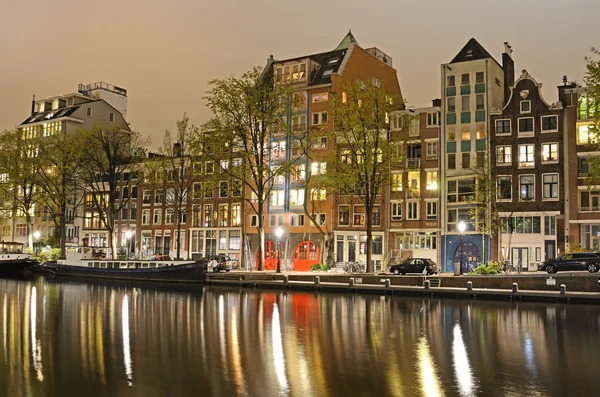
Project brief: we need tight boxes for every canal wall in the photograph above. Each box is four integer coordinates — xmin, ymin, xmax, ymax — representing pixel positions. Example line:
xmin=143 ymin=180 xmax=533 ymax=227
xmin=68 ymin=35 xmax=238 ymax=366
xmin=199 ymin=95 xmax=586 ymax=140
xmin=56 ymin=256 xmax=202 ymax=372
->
xmin=205 ymin=272 xmax=600 ymax=304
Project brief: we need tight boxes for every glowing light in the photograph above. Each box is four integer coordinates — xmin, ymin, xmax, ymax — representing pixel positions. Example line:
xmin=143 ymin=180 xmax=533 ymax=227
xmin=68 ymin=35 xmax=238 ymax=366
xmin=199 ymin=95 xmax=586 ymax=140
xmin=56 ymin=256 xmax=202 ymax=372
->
xmin=417 ymin=336 xmax=444 ymax=397
xmin=30 ymin=286 xmax=43 ymax=381
xmin=452 ymin=323 xmax=475 ymax=396
xmin=272 ymin=303 xmax=289 ymax=393
xmin=122 ymin=294 xmax=133 ymax=386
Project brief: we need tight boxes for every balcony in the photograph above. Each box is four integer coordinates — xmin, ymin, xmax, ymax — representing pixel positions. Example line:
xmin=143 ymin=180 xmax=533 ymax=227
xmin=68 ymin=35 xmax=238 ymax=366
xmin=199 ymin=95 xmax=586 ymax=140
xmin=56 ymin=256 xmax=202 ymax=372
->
xmin=406 ymin=158 xmax=421 ymax=169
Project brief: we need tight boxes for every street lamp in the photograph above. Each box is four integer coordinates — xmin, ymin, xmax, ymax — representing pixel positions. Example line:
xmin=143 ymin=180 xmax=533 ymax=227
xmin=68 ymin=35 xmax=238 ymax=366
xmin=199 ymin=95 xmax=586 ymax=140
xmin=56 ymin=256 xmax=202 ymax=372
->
xmin=458 ymin=221 xmax=466 ymax=275
xmin=33 ymin=231 xmax=40 ymax=256
xmin=275 ymin=227 xmax=283 ymax=273
xmin=125 ymin=230 xmax=132 ymax=260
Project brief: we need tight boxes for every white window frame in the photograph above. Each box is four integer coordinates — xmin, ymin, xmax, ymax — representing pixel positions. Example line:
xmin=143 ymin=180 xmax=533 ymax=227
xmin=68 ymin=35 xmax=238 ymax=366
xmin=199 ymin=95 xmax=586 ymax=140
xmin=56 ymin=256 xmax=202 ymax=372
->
xmin=289 ymin=214 xmax=305 ymax=227
xmin=426 ymin=112 xmax=439 ymax=127
xmin=520 ymin=100 xmax=531 ymax=114
xmin=426 ymin=140 xmax=438 ymax=160
xmin=542 ymin=173 xmax=559 ymax=200
xmin=541 ymin=115 xmax=558 ymax=133
xmin=312 ymin=112 xmax=328 ymax=125
xmin=406 ymin=201 xmax=419 ymax=220
xmin=519 ymin=174 xmax=535 ymax=201
xmin=496 ymin=145 xmax=512 ymax=166
xmin=518 ymin=117 xmax=535 ymax=136
xmin=495 ymin=119 xmax=511 ymax=135
xmin=426 ymin=201 xmax=437 ymax=220
xmin=496 ymin=175 xmax=512 ymax=202
xmin=338 ymin=205 xmax=350 ymax=226
xmin=391 ymin=201 xmax=402 ymax=222
xmin=541 ymin=142 xmax=559 ymax=163
xmin=518 ymin=144 xmax=535 ymax=168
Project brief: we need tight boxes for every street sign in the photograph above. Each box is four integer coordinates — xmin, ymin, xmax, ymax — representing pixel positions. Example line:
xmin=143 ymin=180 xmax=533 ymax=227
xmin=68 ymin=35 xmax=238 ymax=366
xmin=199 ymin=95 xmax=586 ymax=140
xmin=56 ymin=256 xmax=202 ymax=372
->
xmin=546 ymin=277 xmax=556 ymax=286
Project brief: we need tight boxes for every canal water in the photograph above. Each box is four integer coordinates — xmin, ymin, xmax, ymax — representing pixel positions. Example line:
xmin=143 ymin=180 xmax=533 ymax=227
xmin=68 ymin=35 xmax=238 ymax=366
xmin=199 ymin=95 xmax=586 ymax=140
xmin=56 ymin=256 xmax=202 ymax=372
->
xmin=1 ymin=276 xmax=598 ymax=397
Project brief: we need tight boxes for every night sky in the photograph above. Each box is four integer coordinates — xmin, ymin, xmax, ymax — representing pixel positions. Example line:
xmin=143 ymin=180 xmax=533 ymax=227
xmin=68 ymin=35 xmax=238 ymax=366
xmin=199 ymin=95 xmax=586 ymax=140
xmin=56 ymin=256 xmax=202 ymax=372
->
xmin=1 ymin=0 xmax=598 ymax=147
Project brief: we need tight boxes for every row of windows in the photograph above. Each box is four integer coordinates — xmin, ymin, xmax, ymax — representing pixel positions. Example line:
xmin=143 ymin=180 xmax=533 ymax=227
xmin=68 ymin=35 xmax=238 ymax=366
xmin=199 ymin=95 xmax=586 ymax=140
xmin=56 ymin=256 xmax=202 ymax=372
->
xmin=447 ymin=72 xmax=485 ymax=87
xmin=496 ymin=143 xmax=559 ymax=167
xmin=500 ymin=216 xmax=557 ymax=235
xmin=390 ymin=201 xmax=437 ymax=221
xmin=190 ymin=229 xmax=241 ymax=253
xmin=447 ymin=94 xmax=485 ymax=113
xmin=495 ymin=115 xmax=558 ymax=135
xmin=496 ymin=173 xmax=559 ymax=201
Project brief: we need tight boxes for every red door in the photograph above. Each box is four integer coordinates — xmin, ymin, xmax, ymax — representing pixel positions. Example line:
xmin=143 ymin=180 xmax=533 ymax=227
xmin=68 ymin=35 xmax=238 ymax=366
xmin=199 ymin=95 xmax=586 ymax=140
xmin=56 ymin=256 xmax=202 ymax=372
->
xmin=293 ymin=241 xmax=320 ymax=271
xmin=256 ymin=240 xmax=277 ymax=270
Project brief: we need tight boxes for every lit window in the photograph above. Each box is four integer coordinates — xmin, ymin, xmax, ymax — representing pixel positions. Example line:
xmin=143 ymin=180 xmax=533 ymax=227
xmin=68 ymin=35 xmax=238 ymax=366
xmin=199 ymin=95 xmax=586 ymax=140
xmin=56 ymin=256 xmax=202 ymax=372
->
xmin=542 ymin=143 xmax=558 ymax=162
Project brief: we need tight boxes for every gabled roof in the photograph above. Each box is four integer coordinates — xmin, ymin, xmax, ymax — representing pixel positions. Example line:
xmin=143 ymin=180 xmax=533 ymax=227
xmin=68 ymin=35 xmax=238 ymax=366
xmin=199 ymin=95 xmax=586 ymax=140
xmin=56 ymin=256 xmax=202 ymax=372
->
xmin=335 ymin=30 xmax=359 ymax=51
xmin=450 ymin=38 xmax=499 ymax=66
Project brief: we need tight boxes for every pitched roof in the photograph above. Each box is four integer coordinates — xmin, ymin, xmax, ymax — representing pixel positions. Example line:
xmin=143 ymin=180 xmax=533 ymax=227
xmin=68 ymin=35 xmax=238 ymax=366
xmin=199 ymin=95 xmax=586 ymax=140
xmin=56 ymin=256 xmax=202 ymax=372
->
xmin=450 ymin=38 xmax=499 ymax=65
xmin=20 ymin=105 xmax=81 ymax=125
xmin=335 ymin=30 xmax=359 ymax=51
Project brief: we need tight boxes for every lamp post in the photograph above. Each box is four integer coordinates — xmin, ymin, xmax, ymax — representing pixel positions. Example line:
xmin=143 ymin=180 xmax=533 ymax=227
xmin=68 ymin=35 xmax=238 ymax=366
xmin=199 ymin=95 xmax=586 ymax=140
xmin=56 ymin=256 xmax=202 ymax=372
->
xmin=33 ymin=231 xmax=40 ymax=256
xmin=125 ymin=230 xmax=132 ymax=260
xmin=458 ymin=221 xmax=466 ymax=275
xmin=275 ymin=227 xmax=283 ymax=273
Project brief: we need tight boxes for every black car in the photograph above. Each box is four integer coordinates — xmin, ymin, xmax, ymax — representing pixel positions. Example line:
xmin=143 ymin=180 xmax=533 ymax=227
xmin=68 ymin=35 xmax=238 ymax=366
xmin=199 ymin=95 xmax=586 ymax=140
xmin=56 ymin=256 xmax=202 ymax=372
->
xmin=390 ymin=258 xmax=437 ymax=275
xmin=538 ymin=252 xmax=600 ymax=274
xmin=200 ymin=255 xmax=233 ymax=273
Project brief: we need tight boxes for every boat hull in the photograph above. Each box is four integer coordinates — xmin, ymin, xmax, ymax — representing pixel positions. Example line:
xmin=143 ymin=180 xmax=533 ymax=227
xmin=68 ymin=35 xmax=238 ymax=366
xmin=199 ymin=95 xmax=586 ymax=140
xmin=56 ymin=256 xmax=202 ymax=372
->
xmin=48 ymin=262 xmax=205 ymax=283
xmin=0 ymin=259 xmax=38 ymax=278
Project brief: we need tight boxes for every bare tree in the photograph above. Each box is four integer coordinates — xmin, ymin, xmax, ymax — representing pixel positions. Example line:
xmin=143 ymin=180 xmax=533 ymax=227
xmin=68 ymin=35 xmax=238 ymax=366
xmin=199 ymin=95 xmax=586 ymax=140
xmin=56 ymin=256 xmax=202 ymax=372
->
xmin=77 ymin=124 xmax=148 ymax=258
xmin=146 ymin=114 xmax=197 ymax=259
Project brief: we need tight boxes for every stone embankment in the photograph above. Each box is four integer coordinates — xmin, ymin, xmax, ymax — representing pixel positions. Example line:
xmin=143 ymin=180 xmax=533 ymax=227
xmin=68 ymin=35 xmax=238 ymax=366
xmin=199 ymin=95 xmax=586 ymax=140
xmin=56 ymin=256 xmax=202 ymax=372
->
xmin=205 ymin=272 xmax=600 ymax=304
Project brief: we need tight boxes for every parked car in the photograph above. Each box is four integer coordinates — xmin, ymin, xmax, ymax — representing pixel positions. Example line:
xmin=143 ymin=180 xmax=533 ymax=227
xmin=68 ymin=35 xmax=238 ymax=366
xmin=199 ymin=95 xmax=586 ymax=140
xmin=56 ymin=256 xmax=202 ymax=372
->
xmin=200 ymin=254 xmax=233 ymax=273
xmin=390 ymin=258 xmax=437 ymax=275
xmin=538 ymin=252 xmax=600 ymax=274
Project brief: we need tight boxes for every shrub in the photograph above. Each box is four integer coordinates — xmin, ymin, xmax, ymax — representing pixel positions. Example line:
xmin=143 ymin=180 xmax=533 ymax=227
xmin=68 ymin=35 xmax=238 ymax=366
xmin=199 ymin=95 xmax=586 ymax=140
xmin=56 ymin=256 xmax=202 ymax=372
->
xmin=310 ymin=264 xmax=329 ymax=271
xmin=470 ymin=260 xmax=502 ymax=275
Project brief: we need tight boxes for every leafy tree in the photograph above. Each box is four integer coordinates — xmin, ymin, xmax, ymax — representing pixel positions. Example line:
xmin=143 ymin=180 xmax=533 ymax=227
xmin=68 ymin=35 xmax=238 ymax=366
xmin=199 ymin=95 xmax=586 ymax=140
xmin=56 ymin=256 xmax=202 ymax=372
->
xmin=146 ymin=114 xmax=197 ymax=260
xmin=76 ymin=124 xmax=147 ymax=259
xmin=0 ymin=130 xmax=43 ymax=248
xmin=584 ymin=48 xmax=600 ymax=181
xmin=326 ymin=81 xmax=401 ymax=273
xmin=200 ymin=67 xmax=291 ymax=271
xmin=35 ymin=129 xmax=84 ymax=258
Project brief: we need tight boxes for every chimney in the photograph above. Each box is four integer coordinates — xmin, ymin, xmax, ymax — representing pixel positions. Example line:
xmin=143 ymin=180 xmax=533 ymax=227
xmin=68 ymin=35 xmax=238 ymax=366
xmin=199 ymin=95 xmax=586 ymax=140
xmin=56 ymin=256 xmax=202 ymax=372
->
xmin=431 ymin=98 xmax=441 ymax=107
xmin=502 ymin=42 xmax=515 ymax=106
xmin=563 ymin=75 xmax=568 ymax=86
xmin=31 ymin=94 xmax=36 ymax=115
xmin=173 ymin=142 xmax=182 ymax=157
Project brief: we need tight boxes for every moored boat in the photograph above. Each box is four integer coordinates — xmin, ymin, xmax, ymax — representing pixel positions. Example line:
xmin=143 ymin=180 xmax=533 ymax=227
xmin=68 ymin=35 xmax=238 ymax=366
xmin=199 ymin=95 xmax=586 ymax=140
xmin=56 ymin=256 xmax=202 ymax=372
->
xmin=0 ymin=241 xmax=38 ymax=278
xmin=41 ymin=247 xmax=204 ymax=283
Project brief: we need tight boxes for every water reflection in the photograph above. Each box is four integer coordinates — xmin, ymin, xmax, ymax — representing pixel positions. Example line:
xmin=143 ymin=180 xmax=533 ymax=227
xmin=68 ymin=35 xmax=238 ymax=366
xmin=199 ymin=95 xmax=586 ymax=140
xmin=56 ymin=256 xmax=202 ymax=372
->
xmin=452 ymin=323 xmax=474 ymax=397
xmin=0 ymin=277 xmax=600 ymax=396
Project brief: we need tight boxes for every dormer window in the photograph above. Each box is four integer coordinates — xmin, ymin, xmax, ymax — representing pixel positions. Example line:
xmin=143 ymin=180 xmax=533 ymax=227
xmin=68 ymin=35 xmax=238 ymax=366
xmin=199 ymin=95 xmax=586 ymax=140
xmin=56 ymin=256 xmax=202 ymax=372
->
xmin=67 ymin=98 xmax=73 ymax=106
xmin=520 ymin=100 xmax=531 ymax=113
xmin=276 ymin=63 xmax=307 ymax=83
xmin=328 ymin=58 xmax=339 ymax=65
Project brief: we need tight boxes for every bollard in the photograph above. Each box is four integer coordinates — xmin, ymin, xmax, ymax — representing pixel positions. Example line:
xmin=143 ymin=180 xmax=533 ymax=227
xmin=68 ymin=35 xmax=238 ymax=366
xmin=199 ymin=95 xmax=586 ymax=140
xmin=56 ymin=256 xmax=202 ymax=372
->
xmin=560 ymin=284 xmax=566 ymax=295
xmin=349 ymin=277 xmax=355 ymax=287
xmin=314 ymin=276 xmax=321 ymax=286
xmin=512 ymin=283 xmax=518 ymax=293
xmin=424 ymin=280 xmax=430 ymax=290
xmin=467 ymin=281 xmax=473 ymax=291
xmin=283 ymin=275 xmax=289 ymax=284
xmin=384 ymin=279 xmax=391 ymax=288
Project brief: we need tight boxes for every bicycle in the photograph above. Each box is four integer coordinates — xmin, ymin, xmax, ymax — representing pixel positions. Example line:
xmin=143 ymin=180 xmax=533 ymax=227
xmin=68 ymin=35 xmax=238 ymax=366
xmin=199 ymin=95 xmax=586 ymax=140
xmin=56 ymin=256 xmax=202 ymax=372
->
xmin=343 ymin=262 xmax=364 ymax=273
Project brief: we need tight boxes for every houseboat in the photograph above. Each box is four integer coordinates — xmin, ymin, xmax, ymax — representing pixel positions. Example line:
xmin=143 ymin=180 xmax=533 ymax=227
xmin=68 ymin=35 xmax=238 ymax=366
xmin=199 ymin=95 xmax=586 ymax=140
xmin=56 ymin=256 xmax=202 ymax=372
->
xmin=0 ymin=241 xmax=37 ymax=278
xmin=41 ymin=247 xmax=204 ymax=283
